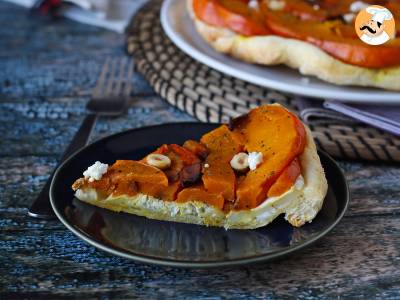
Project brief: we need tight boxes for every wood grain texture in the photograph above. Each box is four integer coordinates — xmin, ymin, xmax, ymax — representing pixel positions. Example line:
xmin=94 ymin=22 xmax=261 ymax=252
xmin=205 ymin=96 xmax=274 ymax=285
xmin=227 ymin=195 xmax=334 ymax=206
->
xmin=0 ymin=1 xmax=399 ymax=299
xmin=1 ymin=216 xmax=399 ymax=298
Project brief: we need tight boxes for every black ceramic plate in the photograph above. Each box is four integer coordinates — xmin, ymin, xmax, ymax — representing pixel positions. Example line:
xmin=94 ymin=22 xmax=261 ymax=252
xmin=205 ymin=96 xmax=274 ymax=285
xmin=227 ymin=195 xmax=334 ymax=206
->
xmin=50 ymin=123 xmax=349 ymax=268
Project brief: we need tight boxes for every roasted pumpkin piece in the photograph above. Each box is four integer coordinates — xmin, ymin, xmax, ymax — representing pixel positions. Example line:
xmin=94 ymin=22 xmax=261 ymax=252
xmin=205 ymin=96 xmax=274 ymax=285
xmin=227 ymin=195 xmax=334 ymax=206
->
xmin=84 ymin=172 xmax=112 ymax=193
xmin=152 ymin=146 xmax=183 ymax=182
xmin=176 ymin=186 xmax=225 ymax=210
xmin=180 ymin=163 xmax=202 ymax=186
xmin=193 ymin=0 xmax=270 ymax=36
xmin=259 ymin=4 xmax=400 ymax=68
xmin=141 ymin=143 xmax=203 ymax=198
xmin=201 ymin=124 xmax=243 ymax=152
xmin=137 ymin=181 xmax=181 ymax=201
xmin=73 ymin=171 xmax=116 ymax=199
xmin=112 ymin=179 xmax=138 ymax=197
xmin=231 ymin=105 xmax=306 ymax=209
xmin=110 ymin=160 xmax=168 ymax=187
xmin=281 ymin=0 xmax=329 ymax=21
xmin=183 ymin=140 xmax=209 ymax=159
xmin=200 ymin=125 xmax=243 ymax=201
xmin=268 ymin=157 xmax=301 ymax=197
xmin=169 ymin=144 xmax=200 ymax=165
xmin=150 ymin=144 xmax=201 ymax=184
xmin=82 ymin=164 xmax=152 ymax=198
xmin=386 ymin=2 xmax=400 ymax=35
xmin=312 ymin=38 xmax=400 ymax=69
xmin=280 ymin=0 xmax=355 ymax=22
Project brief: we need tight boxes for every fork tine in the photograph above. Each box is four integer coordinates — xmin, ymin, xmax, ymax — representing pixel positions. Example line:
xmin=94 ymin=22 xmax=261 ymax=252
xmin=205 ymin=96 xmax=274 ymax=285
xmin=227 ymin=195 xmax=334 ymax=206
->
xmin=92 ymin=57 xmax=134 ymax=100
xmin=92 ymin=57 xmax=111 ymax=98
xmin=113 ymin=57 xmax=127 ymax=96
xmin=123 ymin=59 xmax=134 ymax=98
xmin=105 ymin=58 xmax=117 ymax=96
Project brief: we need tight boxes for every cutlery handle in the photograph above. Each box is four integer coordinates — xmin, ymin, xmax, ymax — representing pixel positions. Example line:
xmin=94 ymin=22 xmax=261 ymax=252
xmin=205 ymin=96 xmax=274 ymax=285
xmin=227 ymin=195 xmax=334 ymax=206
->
xmin=28 ymin=113 xmax=98 ymax=219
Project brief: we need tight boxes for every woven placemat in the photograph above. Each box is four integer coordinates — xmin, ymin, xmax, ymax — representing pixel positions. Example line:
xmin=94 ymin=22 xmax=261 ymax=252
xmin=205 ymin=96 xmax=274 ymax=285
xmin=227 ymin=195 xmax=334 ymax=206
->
xmin=125 ymin=0 xmax=400 ymax=162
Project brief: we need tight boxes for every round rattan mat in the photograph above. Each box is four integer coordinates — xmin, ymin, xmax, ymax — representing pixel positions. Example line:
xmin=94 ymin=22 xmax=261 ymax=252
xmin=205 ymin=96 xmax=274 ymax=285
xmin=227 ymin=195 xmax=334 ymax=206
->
xmin=125 ymin=0 xmax=400 ymax=162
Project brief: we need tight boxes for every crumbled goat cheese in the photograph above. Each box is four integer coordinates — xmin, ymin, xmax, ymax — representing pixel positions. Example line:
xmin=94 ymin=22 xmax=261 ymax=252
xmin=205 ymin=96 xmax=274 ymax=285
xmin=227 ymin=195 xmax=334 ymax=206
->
xmin=248 ymin=152 xmax=263 ymax=170
xmin=350 ymin=1 xmax=369 ymax=13
xmin=343 ymin=13 xmax=355 ymax=23
xmin=83 ymin=161 xmax=108 ymax=182
xmin=248 ymin=0 xmax=259 ymax=9
xmin=313 ymin=4 xmax=320 ymax=10
xmin=204 ymin=163 xmax=210 ymax=168
xmin=268 ymin=0 xmax=285 ymax=11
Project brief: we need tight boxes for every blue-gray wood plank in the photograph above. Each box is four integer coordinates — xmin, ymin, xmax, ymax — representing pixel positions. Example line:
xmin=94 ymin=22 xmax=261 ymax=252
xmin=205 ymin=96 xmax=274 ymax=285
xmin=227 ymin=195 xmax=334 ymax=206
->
xmin=0 ymin=2 xmax=399 ymax=299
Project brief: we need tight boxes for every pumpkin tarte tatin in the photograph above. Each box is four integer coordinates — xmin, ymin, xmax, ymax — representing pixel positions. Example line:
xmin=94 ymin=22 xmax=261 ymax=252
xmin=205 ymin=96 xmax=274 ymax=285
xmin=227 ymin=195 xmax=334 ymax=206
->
xmin=188 ymin=0 xmax=400 ymax=90
xmin=72 ymin=104 xmax=327 ymax=229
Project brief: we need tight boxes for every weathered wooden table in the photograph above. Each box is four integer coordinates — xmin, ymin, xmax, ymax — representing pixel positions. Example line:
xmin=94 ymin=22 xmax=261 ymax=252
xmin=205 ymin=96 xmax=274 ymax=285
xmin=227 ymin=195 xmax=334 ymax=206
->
xmin=1 ymin=2 xmax=399 ymax=298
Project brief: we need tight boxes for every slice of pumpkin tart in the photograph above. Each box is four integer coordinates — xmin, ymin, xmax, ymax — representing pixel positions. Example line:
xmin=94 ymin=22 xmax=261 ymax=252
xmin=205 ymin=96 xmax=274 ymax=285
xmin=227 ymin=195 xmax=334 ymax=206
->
xmin=72 ymin=104 xmax=327 ymax=229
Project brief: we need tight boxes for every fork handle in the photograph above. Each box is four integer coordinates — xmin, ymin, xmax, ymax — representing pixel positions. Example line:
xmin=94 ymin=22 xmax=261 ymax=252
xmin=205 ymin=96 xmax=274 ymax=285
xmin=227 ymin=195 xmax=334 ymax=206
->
xmin=28 ymin=113 xmax=98 ymax=219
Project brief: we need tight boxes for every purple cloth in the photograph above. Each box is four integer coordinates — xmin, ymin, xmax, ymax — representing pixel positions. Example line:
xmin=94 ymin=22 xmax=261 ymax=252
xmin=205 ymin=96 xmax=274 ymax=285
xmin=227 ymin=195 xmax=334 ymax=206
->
xmin=296 ymin=97 xmax=357 ymax=125
xmin=295 ymin=97 xmax=400 ymax=136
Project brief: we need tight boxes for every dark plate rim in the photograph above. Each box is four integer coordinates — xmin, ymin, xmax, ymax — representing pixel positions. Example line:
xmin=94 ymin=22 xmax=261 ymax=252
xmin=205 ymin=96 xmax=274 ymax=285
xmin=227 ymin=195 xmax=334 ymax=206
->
xmin=50 ymin=122 xmax=350 ymax=268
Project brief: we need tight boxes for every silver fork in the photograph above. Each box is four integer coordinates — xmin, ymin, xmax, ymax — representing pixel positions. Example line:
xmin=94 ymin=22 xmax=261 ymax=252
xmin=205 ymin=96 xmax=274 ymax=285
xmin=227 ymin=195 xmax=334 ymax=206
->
xmin=28 ymin=57 xmax=133 ymax=219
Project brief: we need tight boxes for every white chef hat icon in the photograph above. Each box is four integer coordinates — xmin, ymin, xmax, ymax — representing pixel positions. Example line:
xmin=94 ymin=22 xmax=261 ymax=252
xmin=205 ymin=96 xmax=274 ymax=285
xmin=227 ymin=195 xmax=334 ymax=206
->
xmin=366 ymin=6 xmax=393 ymax=24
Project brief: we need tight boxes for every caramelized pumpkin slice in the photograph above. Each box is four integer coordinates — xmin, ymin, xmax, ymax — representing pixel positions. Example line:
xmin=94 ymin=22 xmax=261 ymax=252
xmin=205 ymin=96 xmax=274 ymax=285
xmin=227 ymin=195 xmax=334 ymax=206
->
xmin=110 ymin=160 xmax=168 ymax=187
xmin=183 ymin=140 xmax=209 ymax=159
xmin=176 ymin=186 xmax=225 ymax=210
xmin=83 ymin=172 xmax=112 ymax=193
xmin=268 ymin=157 xmax=301 ymax=197
xmin=169 ymin=144 xmax=200 ymax=165
xmin=180 ymin=163 xmax=202 ymax=187
xmin=282 ymin=0 xmax=328 ymax=21
xmin=139 ymin=144 xmax=202 ymax=199
xmin=148 ymin=144 xmax=181 ymax=182
xmin=193 ymin=0 xmax=270 ymax=36
xmin=231 ymin=105 xmax=306 ymax=209
xmin=201 ymin=125 xmax=243 ymax=202
xmin=112 ymin=179 xmax=138 ymax=197
xmin=75 ymin=169 xmax=138 ymax=198
xmin=260 ymin=4 xmax=400 ymax=68
xmin=137 ymin=181 xmax=181 ymax=201
xmin=151 ymin=144 xmax=200 ymax=182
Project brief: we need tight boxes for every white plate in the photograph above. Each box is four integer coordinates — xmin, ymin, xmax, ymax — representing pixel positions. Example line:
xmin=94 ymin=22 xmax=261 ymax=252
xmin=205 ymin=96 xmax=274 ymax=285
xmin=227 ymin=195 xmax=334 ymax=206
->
xmin=160 ymin=0 xmax=400 ymax=104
